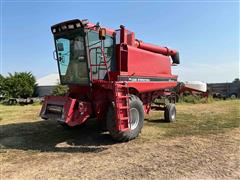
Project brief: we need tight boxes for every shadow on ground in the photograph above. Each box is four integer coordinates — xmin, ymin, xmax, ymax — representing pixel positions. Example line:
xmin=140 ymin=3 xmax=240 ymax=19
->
xmin=0 ymin=119 xmax=116 ymax=153
xmin=145 ymin=118 xmax=168 ymax=123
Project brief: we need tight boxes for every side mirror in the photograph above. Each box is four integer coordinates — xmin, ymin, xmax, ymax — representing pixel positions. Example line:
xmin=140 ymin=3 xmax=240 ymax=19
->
xmin=99 ymin=28 xmax=106 ymax=40
xmin=53 ymin=50 xmax=57 ymax=60
xmin=57 ymin=43 xmax=64 ymax=51
xmin=171 ymin=52 xmax=180 ymax=64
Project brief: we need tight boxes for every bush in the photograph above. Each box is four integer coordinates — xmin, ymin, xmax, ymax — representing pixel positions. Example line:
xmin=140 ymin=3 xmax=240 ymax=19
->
xmin=52 ymin=84 xmax=69 ymax=96
xmin=0 ymin=74 xmax=5 ymax=98
xmin=178 ymin=95 xmax=214 ymax=104
xmin=1 ymin=72 xmax=36 ymax=98
xmin=179 ymin=95 xmax=200 ymax=104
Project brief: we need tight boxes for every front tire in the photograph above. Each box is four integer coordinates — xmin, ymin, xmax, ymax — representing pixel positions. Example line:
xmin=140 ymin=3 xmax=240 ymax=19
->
xmin=107 ymin=95 xmax=144 ymax=142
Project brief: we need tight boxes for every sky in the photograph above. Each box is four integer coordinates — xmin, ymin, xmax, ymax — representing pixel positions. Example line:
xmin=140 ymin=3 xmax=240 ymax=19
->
xmin=0 ymin=0 xmax=239 ymax=83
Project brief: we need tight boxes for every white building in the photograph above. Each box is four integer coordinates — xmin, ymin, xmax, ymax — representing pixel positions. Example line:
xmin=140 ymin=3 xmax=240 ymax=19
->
xmin=36 ymin=74 xmax=60 ymax=97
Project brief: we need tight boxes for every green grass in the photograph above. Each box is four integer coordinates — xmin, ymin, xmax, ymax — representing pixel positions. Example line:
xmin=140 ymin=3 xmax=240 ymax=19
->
xmin=0 ymin=104 xmax=112 ymax=152
xmin=178 ymin=95 xmax=215 ymax=104
xmin=0 ymin=104 xmax=41 ymax=124
xmin=145 ymin=100 xmax=240 ymax=137
xmin=0 ymin=100 xmax=239 ymax=152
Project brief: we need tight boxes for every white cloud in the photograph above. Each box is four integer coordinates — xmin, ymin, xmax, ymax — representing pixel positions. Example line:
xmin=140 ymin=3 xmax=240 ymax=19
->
xmin=172 ymin=61 xmax=239 ymax=83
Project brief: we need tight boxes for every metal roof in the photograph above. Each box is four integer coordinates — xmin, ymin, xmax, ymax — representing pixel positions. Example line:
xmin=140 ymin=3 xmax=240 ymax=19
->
xmin=36 ymin=73 xmax=60 ymax=86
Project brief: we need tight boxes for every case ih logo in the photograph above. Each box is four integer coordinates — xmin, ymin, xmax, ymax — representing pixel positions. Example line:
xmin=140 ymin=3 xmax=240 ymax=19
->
xmin=129 ymin=78 xmax=151 ymax=82
xmin=119 ymin=76 xmax=177 ymax=82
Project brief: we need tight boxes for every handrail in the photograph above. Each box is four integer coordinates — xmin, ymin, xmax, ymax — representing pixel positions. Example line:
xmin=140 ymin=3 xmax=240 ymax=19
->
xmin=89 ymin=46 xmax=110 ymax=82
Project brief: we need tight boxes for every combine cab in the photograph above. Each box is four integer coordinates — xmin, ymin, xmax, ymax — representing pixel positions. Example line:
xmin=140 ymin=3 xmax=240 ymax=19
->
xmin=40 ymin=19 xmax=180 ymax=141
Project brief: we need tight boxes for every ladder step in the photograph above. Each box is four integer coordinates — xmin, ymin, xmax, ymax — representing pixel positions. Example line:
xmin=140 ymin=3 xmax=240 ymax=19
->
xmin=115 ymin=85 xmax=128 ymax=88
xmin=115 ymin=88 xmax=127 ymax=91
xmin=90 ymin=64 xmax=107 ymax=67
xmin=116 ymin=96 xmax=129 ymax=99
xmin=114 ymin=82 xmax=130 ymax=131
xmin=119 ymin=106 xmax=129 ymax=109
xmin=115 ymin=90 xmax=127 ymax=94
xmin=119 ymin=117 xmax=129 ymax=120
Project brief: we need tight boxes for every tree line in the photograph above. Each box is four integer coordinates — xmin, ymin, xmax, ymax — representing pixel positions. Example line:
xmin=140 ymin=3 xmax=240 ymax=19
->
xmin=0 ymin=72 xmax=68 ymax=99
xmin=0 ymin=72 xmax=36 ymax=99
xmin=1 ymin=72 xmax=238 ymax=100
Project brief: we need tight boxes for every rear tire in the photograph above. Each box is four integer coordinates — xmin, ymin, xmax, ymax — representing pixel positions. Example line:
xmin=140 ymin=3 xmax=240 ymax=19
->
xmin=107 ymin=95 xmax=144 ymax=142
xmin=230 ymin=93 xmax=237 ymax=99
xmin=164 ymin=103 xmax=176 ymax=122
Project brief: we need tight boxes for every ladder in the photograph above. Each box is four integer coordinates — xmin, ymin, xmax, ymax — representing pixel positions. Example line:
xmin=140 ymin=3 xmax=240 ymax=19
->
xmin=114 ymin=82 xmax=130 ymax=131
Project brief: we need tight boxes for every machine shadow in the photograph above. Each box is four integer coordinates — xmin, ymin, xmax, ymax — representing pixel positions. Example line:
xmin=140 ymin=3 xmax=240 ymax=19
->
xmin=0 ymin=119 xmax=115 ymax=153
xmin=145 ymin=118 xmax=168 ymax=123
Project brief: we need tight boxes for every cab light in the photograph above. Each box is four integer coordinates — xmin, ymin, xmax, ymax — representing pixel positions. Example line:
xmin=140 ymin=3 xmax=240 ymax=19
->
xmin=76 ymin=23 xmax=81 ymax=28
xmin=68 ymin=24 xmax=74 ymax=29
xmin=62 ymin=25 xmax=67 ymax=30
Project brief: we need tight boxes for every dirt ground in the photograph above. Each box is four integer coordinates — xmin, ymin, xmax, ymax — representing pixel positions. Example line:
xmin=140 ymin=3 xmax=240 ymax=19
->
xmin=0 ymin=100 xmax=239 ymax=179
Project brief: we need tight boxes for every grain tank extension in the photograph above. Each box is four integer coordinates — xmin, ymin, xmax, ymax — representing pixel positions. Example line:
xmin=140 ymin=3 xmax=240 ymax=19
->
xmin=40 ymin=19 xmax=180 ymax=141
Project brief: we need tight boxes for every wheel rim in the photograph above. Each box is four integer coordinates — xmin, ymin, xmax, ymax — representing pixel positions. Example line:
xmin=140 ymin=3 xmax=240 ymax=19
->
xmin=171 ymin=109 xmax=176 ymax=120
xmin=130 ymin=108 xmax=139 ymax=130
xmin=231 ymin=94 xmax=237 ymax=99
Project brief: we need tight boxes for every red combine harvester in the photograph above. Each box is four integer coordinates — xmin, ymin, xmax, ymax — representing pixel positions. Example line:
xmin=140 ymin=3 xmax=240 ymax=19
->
xmin=40 ymin=19 xmax=180 ymax=141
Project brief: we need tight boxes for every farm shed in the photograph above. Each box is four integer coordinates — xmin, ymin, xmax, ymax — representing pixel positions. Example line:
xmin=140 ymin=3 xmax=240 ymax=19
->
xmin=207 ymin=80 xmax=240 ymax=98
xmin=36 ymin=74 xmax=60 ymax=97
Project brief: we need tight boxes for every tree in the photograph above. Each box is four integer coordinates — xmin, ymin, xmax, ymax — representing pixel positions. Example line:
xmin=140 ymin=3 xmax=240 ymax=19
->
xmin=233 ymin=78 xmax=239 ymax=83
xmin=4 ymin=72 xmax=36 ymax=98
xmin=0 ymin=74 xmax=5 ymax=97
xmin=52 ymin=84 xmax=69 ymax=96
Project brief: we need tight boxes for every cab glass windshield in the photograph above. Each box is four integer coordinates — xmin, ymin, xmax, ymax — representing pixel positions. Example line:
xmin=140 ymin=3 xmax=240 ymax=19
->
xmin=55 ymin=31 xmax=89 ymax=84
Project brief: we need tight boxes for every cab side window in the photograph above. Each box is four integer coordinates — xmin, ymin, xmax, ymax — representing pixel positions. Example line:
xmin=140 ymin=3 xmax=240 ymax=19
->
xmin=88 ymin=31 xmax=115 ymax=79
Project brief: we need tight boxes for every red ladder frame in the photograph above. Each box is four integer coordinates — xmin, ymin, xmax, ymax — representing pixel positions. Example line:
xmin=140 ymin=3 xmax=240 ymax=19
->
xmin=114 ymin=82 xmax=130 ymax=131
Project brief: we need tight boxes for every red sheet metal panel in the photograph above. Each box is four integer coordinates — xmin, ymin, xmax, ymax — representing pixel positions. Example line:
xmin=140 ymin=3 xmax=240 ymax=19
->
xmin=128 ymin=81 xmax=177 ymax=93
xmin=127 ymin=45 xmax=172 ymax=76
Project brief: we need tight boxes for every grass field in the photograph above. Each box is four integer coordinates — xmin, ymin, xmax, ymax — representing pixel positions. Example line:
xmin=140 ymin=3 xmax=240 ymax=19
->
xmin=0 ymin=100 xmax=239 ymax=179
